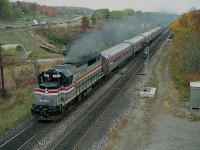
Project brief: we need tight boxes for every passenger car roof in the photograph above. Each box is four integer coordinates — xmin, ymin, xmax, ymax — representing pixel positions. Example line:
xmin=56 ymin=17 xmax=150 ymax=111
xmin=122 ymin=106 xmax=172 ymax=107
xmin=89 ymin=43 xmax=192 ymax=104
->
xmin=100 ymin=42 xmax=130 ymax=59
xmin=124 ymin=35 xmax=144 ymax=45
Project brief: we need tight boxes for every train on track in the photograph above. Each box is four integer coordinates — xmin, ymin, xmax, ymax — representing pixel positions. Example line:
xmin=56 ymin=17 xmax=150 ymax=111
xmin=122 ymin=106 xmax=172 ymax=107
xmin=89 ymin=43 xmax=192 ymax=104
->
xmin=31 ymin=26 xmax=164 ymax=120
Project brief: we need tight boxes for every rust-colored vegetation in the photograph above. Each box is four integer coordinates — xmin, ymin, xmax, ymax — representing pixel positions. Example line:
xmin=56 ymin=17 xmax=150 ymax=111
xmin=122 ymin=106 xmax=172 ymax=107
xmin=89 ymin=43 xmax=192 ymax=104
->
xmin=170 ymin=10 xmax=200 ymax=100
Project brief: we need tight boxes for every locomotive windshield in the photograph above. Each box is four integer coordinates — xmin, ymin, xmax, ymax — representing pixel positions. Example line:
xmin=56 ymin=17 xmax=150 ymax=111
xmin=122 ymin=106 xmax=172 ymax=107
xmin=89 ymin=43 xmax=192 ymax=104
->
xmin=38 ymin=72 xmax=73 ymax=89
xmin=39 ymin=73 xmax=60 ymax=82
xmin=58 ymin=75 xmax=73 ymax=87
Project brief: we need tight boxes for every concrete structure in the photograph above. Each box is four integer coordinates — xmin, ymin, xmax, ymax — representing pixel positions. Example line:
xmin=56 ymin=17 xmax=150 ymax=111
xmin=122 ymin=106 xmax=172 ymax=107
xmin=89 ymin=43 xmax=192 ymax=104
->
xmin=1 ymin=44 xmax=29 ymax=59
xmin=190 ymin=82 xmax=200 ymax=109
xmin=140 ymin=87 xmax=156 ymax=98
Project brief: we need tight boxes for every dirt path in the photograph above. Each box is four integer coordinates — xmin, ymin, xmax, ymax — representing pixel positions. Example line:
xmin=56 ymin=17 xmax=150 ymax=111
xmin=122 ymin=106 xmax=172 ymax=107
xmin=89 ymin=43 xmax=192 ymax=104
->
xmin=28 ymin=29 xmax=57 ymax=49
xmin=110 ymin=41 xmax=200 ymax=150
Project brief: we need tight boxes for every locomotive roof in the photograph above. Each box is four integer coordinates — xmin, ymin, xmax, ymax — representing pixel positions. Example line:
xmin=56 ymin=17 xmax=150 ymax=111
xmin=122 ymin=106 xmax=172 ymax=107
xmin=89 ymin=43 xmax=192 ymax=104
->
xmin=65 ymin=51 xmax=101 ymax=67
xmin=100 ymin=42 xmax=130 ymax=59
xmin=48 ymin=64 xmax=79 ymax=77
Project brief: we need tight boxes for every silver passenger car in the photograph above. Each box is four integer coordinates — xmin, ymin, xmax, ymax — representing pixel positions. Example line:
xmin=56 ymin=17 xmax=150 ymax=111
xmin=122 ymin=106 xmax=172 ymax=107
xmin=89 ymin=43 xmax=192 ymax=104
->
xmin=124 ymin=35 xmax=145 ymax=53
xmin=100 ymin=42 xmax=132 ymax=74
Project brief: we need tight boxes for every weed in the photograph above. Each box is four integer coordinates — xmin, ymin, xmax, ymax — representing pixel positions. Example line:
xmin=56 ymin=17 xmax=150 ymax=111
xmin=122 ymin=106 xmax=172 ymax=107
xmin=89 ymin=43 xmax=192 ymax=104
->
xmin=190 ymin=113 xmax=200 ymax=122
xmin=109 ymin=131 xmax=122 ymax=141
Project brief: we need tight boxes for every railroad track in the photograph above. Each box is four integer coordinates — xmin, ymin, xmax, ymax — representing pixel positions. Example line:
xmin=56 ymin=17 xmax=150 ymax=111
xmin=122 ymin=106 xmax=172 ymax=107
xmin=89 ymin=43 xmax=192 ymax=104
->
xmin=52 ymin=28 xmax=171 ymax=150
xmin=52 ymin=52 xmax=143 ymax=150
xmin=0 ymin=120 xmax=50 ymax=150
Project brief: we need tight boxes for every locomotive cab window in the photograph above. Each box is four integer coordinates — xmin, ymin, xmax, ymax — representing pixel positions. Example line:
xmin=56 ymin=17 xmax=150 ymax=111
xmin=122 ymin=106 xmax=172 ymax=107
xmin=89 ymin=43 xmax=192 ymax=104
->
xmin=67 ymin=76 xmax=73 ymax=86
xmin=46 ymin=75 xmax=61 ymax=83
xmin=60 ymin=75 xmax=73 ymax=87
xmin=88 ymin=58 xmax=97 ymax=66
xmin=38 ymin=73 xmax=62 ymax=89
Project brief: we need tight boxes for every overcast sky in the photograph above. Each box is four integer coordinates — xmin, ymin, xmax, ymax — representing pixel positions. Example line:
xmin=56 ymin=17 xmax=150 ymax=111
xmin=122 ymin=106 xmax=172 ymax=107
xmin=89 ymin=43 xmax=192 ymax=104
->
xmin=10 ymin=0 xmax=200 ymax=14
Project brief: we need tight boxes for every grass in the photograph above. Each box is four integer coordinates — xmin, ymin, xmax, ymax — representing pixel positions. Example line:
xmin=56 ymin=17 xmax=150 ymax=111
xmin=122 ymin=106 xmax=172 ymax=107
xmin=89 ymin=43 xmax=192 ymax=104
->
xmin=0 ymin=28 xmax=61 ymax=59
xmin=148 ymin=61 xmax=158 ymax=88
xmin=0 ymin=29 xmax=42 ymax=51
xmin=189 ymin=113 xmax=200 ymax=122
xmin=0 ymin=85 xmax=34 ymax=134
xmin=103 ymin=117 xmax=128 ymax=150
xmin=109 ymin=117 xmax=128 ymax=140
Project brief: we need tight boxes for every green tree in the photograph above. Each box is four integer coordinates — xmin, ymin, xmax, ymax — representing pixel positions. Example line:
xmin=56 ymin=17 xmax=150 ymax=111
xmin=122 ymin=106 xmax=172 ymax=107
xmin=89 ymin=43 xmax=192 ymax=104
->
xmin=16 ymin=1 xmax=29 ymax=15
xmin=123 ymin=8 xmax=135 ymax=19
xmin=29 ymin=2 xmax=39 ymax=16
xmin=110 ymin=10 xmax=123 ymax=20
xmin=110 ymin=9 xmax=135 ymax=20
xmin=11 ymin=2 xmax=22 ymax=18
xmin=0 ymin=0 xmax=13 ymax=20
xmin=91 ymin=9 xmax=110 ymax=24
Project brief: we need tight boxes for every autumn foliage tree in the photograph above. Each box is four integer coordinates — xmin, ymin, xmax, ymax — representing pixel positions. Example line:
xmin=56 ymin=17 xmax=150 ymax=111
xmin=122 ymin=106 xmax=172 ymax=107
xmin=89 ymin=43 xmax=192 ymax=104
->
xmin=170 ymin=10 xmax=200 ymax=99
xmin=81 ymin=15 xmax=90 ymax=30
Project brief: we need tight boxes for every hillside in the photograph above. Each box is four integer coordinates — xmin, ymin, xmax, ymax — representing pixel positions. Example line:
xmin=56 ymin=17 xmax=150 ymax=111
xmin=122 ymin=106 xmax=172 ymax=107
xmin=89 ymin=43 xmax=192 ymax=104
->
xmin=0 ymin=28 xmax=60 ymax=59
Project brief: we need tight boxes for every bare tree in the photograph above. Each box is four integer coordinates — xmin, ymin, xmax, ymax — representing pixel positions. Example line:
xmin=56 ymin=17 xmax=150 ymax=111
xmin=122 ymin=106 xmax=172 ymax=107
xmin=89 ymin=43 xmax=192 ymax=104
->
xmin=7 ymin=66 xmax=32 ymax=88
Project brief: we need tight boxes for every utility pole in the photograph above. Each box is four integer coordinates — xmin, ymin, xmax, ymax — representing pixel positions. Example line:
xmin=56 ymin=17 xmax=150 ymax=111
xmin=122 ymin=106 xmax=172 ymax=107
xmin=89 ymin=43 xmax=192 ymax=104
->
xmin=0 ymin=45 xmax=5 ymax=96
xmin=143 ymin=46 xmax=149 ymax=91
xmin=0 ymin=45 xmax=13 ymax=97
xmin=140 ymin=46 xmax=156 ymax=98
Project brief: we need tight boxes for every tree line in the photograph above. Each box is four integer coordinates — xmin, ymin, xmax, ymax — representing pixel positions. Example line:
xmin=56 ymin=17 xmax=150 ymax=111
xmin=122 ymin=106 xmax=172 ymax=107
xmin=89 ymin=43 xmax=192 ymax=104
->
xmin=91 ymin=8 xmax=136 ymax=25
xmin=0 ymin=0 xmax=93 ymax=20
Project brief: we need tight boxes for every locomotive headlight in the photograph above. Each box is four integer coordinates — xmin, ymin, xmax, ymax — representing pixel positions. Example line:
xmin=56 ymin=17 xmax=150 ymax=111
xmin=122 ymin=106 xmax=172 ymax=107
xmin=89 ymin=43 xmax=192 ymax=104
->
xmin=44 ymin=74 xmax=49 ymax=77
xmin=53 ymin=74 xmax=61 ymax=78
